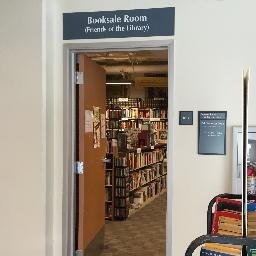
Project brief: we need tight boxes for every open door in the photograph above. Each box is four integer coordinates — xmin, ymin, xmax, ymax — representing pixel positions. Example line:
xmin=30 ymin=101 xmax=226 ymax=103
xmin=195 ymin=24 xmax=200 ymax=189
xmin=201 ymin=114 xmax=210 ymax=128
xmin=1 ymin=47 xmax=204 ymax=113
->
xmin=76 ymin=54 xmax=106 ymax=252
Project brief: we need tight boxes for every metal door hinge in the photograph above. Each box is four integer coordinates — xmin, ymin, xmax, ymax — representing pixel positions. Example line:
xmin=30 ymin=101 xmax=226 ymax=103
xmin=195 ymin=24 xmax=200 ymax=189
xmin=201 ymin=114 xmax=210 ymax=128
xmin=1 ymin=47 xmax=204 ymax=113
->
xmin=75 ymin=161 xmax=84 ymax=174
xmin=75 ymin=250 xmax=84 ymax=256
xmin=75 ymin=71 xmax=84 ymax=85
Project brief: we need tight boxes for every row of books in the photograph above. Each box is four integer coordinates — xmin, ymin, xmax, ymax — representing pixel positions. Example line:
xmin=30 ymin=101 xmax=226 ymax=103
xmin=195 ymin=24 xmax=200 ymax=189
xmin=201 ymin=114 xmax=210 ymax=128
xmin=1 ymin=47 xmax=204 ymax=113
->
xmin=106 ymin=98 xmax=140 ymax=108
xmin=153 ymin=130 xmax=168 ymax=144
xmin=115 ymin=187 xmax=128 ymax=197
xmin=201 ymin=243 xmax=241 ymax=256
xmin=119 ymin=120 xmax=140 ymax=129
xmin=201 ymin=245 xmax=256 ymax=256
xmin=115 ymin=157 xmax=128 ymax=167
xmin=106 ymin=138 xmax=118 ymax=155
xmin=126 ymin=129 xmax=141 ymax=150
xmin=106 ymin=98 xmax=168 ymax=109
xmin=129 ymin=175 xmax=167 ymax=211
xmin=106 ymin=108 xmax=122 ymax=119
xmin=120 ymin=108 xmax=139 ymax=119
xmin=127 ymin=147 xmax=166 ymax=170
xmin=105 ymin=188 xmax=112 ymax=202
xmin=129 ymin=162 xmax=166 ymax=191
xmin=140 ymin=98 xmax=168 ymax=108
xmin=115 ymin=197 xmax=129 ymax=208
xmin=106 ymin=108 xmax=168 ymax=119
xmin=106 ymin=107 xmax=142 ymax=119
xmin=119 ymin=120 xmax=168 ymax=135
xmin=139 ymin=108 xmax=167 ymax=119
xmin=114 ymin=208 xmax=129 ymax=219
xmin=105 ymin=203 xmax=113 ymax=219
xmin=105 ymin=172 xmax=112 ymax=185
xmin=151 ymin=121 xmax=168 ymax=130
xmin=115 ymin=177 xmax=129 ymax=187
xmin=106 ymin=120 xmax=120 ymax=129
xmin=107 ymin=127 xmax=167 ymax=153
xmin=115 ymin=166 xmax=129 ymax=177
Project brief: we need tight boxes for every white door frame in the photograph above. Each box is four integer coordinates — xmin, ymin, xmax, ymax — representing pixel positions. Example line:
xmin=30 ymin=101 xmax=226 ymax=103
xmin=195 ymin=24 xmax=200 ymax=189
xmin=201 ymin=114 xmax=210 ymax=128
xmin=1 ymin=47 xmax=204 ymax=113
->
xmin=62 ymin=38 xmax=175 ymax=256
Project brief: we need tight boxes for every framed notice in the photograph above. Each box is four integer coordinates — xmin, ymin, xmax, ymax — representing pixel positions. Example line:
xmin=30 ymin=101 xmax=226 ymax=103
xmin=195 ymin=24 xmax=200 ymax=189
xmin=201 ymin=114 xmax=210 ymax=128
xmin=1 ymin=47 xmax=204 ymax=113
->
xmin=198 ymin=111 xmax=227 ymax=155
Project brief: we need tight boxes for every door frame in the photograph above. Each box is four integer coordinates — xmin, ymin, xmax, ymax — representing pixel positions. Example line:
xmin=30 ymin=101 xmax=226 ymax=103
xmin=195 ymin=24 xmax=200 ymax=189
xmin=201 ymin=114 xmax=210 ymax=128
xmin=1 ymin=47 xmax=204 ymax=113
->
xmin=63 ymin=38 xmax=175 ymax=256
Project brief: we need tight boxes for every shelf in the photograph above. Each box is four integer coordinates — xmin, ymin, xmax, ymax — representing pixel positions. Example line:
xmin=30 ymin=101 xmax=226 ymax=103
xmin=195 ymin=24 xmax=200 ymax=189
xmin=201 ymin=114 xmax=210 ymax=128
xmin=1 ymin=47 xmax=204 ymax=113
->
xmin=105 ymin=168 xmax=114 ymax=171
xmin=107 ymin=98 xmax=168 ymax=221
xmin=105 ymin=185 xmax=112 ymax=187
xmin=121 ymin=117 xmax=138 ymax=121
xmin=139 ymin=118 xmax=167 ymax=121
xmin=129 ymin=188 xmax=167 ymax=216
xmin=130 ymin=160 xmax=164 ymax=172
xmin=108 ymin=117 xmax=167 ymax=122
xmin=105 ymin=201 xmax=112 ymax=203
xmin=129 ymin=173 xmax=167 ymax=192
xmin=106 ymin=117 xmax=122 ymax=120
xmin=126 ymin=143 xmax=167 ymax=153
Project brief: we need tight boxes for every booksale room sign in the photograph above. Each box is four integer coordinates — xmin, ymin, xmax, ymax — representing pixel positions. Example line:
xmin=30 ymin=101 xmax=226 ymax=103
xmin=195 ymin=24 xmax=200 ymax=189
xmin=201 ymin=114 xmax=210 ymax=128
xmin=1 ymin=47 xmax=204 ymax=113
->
xmin=63 ymin=7 xmax=175 ymax=40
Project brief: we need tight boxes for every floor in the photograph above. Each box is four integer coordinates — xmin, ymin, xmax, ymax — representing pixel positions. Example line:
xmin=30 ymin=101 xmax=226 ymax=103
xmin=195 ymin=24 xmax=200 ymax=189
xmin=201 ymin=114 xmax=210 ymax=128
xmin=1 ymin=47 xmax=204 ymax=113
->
xmin=99 ymin=191 xmax=167 ymax=256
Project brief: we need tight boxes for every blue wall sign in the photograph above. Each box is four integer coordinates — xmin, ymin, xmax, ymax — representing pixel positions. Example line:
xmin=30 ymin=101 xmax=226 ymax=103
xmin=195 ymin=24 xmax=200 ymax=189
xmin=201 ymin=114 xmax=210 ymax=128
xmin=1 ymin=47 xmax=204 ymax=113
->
xmin=63 ymin=7 xmax=175 ymax=40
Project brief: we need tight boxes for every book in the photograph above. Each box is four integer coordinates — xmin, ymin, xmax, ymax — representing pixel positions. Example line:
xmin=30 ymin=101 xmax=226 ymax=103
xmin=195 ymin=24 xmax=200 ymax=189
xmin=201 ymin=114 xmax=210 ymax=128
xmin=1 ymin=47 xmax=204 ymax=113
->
xmin=203 ymin=243 xmax=241 ymax=255
xmin=200 ymin=247 xmax=240 ymax=256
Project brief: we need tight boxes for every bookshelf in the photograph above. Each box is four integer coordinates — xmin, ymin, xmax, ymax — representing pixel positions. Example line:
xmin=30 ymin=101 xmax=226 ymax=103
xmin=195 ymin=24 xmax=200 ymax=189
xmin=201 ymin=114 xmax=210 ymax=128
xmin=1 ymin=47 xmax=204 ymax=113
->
xmin=106 ymin=97 xmax=168 ymax=220
xmin=105 ymin=153 xmax=115 ymax=220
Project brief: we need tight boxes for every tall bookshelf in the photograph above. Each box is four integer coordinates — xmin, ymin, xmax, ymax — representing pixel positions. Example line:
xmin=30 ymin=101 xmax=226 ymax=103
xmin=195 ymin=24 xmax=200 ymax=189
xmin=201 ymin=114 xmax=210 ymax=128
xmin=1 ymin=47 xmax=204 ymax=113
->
xmin=105 ymin=153 xmax=115 ymax=220
xmin=106 ymin=97 xmax=168 ymax=220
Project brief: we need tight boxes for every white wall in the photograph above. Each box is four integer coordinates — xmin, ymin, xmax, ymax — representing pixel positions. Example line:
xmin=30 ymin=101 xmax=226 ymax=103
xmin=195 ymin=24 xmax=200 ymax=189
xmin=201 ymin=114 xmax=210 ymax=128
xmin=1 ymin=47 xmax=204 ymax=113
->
xmin=173 ymin=0 xmax=256 ymax=255
xmin=45 ymin=0 xmax=256 ymax=255
xmin=0 ymin=1 xmax=45 ymax=256
xmin=61 ymin=0 xmax=171 ymax=12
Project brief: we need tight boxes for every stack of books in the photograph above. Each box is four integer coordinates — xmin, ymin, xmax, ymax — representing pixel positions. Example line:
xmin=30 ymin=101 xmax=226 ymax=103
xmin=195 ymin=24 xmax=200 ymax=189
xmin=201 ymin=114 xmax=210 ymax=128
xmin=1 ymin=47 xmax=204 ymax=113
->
xmin=201 ymin=243 xmax=241 ymax=256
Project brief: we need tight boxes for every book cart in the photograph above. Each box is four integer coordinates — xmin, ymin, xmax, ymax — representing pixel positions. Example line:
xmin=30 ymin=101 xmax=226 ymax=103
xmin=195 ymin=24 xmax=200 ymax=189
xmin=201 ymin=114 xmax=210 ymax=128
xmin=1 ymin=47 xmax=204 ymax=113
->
xmin=185 ymin=71 xmax=256 ymax=256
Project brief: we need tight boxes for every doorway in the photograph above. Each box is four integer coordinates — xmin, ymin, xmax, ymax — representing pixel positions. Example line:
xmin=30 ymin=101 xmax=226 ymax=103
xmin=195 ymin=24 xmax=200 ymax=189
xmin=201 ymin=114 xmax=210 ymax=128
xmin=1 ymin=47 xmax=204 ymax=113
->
xmin=63 ymin=41 xmax=174 ymax=256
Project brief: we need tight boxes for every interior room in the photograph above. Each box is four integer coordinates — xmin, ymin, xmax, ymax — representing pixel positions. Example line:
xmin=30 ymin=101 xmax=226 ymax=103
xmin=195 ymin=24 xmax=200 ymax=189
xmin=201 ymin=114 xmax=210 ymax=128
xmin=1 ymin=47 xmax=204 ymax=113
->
xmin=75 ymin=49 xmax=169 ymax=255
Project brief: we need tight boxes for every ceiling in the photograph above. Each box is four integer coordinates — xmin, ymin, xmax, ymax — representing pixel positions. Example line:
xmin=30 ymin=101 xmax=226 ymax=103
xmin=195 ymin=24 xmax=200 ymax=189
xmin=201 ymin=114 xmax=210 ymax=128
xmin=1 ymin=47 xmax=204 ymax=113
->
xmin=86 ymin=49 xmax=168 ymax=76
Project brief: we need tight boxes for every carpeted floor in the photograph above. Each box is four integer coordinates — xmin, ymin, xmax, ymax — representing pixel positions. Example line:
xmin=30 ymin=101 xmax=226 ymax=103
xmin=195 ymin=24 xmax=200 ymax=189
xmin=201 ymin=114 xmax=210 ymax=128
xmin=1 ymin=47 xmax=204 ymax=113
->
xmin=99 ymin=191 xmax=167 ymax=256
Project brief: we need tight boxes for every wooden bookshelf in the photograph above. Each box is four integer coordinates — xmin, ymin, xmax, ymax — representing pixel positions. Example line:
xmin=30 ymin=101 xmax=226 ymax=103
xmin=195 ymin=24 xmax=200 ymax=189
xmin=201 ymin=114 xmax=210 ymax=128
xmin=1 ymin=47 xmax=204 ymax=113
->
xmin=130 ymin=173 xmax=167 ymax=192
xmin=106 ymin=97 xmax=168 ymax=220
xmin=105 ymin=153 xmax=115 ymax=220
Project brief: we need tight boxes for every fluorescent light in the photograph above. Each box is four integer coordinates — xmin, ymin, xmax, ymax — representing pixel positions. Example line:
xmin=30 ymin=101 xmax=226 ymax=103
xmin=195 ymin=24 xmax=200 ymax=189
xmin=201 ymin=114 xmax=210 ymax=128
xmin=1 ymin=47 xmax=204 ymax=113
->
xmin=106 ymin=82 xmax=132 ymax=85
